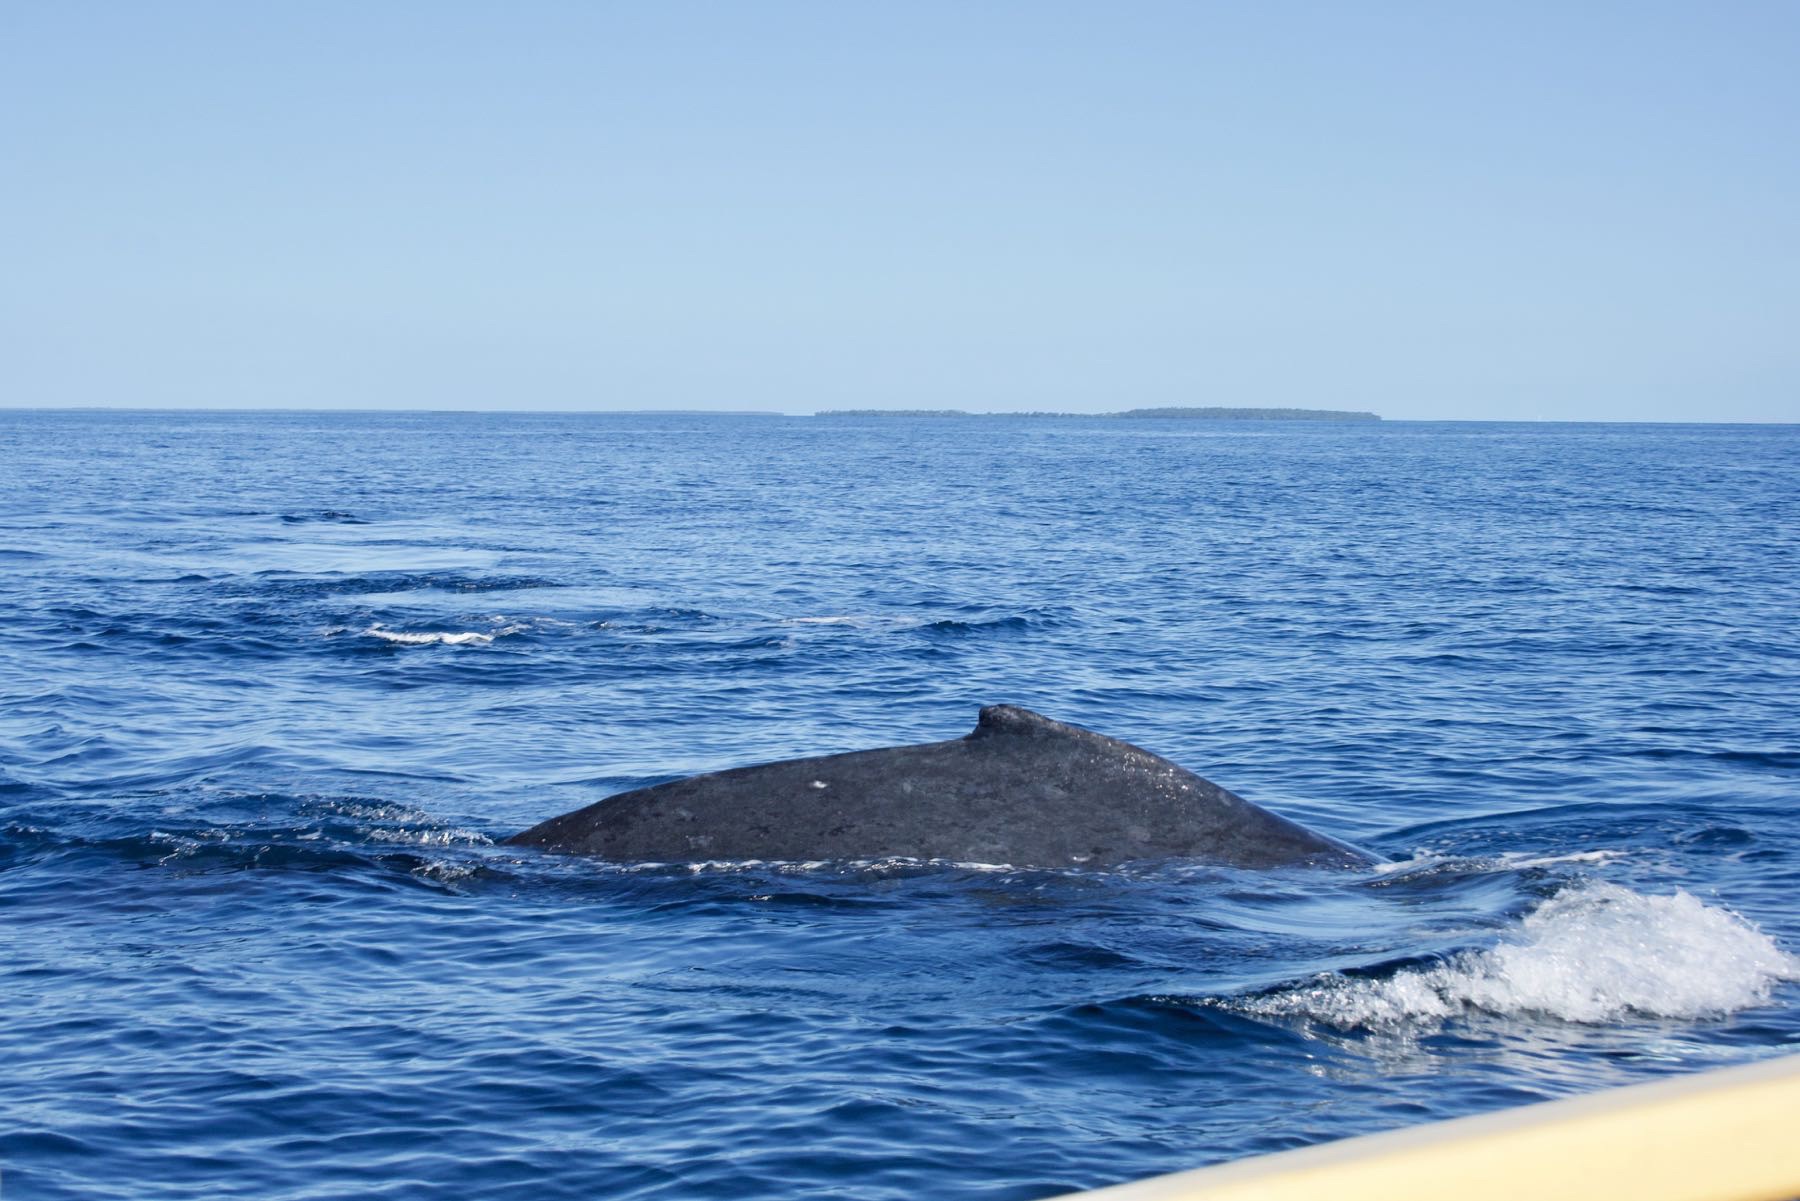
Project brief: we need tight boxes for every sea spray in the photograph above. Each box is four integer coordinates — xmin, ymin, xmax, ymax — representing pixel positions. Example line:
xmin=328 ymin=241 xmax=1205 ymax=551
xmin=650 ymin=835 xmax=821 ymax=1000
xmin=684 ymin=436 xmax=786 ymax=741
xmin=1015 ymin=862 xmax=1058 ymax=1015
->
xmin=1243 ymin=883 xmax=1800 ymax=1029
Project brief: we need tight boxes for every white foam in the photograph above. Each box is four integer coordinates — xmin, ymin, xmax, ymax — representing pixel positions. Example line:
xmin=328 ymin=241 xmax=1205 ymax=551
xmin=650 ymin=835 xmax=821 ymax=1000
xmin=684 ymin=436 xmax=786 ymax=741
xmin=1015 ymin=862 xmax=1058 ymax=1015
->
xmin=383 ymin=826 xmax=493 ymax=847
xmin=1372 ymin=849 xmax=1628 ymax=876
xmin=1245 ymin=883 xmax=1800 ymax=1029
xmin=368 ymin=628 xmax=493 ymax=646
xmin=361 ymin=621 xmax=525 ymax=646
xmin=1493 ymin=849 xmax=1629 ymax=870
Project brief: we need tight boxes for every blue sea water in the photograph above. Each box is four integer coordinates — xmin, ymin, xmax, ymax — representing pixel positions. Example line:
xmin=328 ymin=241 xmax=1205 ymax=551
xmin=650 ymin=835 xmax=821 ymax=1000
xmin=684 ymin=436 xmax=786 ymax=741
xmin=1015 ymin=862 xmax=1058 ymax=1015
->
xmin=1 ymin=409 xmax=1797 ymax=1200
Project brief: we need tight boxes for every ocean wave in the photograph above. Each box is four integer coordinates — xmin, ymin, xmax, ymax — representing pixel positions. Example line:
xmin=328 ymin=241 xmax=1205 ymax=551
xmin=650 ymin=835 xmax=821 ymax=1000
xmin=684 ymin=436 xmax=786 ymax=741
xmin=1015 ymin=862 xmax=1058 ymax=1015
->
xmin=45 ymin=798 xmax=507 ymax=891
xmin=240 ymin=571 xmax=562 ymax=599
xmin=363 ymin=627 xmax=501 ymax=647
xmin=782 ymin=614 xmax=927 ymax=629
xmin=1237 ymin=883 xmax=1800 ymax=1028
xmin=1627 ymin=746 xmax=1800 ymax=771
xmin=922 ymin=614 xmax=1037 ymax=636
xmin=1368 ymin=849 xmax=1628 ymax=881
xmin=779 ymin=610 xmax=1057 ymax=636
xmin=355 ymin=619 xmax=530 ymax=647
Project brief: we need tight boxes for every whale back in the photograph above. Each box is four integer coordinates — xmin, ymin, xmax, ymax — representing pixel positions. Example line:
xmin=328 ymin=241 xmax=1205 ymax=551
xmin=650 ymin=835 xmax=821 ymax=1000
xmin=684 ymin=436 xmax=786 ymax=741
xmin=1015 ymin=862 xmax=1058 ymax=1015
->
xmin=507 ymin=705 xmax=1372 ymax=869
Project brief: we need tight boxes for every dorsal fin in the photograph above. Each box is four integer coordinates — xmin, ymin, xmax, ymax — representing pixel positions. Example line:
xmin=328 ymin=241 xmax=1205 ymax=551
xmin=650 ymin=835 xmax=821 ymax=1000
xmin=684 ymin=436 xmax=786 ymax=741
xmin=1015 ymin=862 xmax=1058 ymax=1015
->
xmin=970 ymin=705 xmax=1072 ymax=739
xmin=967 ymin=705 xmax=1159 ymax=763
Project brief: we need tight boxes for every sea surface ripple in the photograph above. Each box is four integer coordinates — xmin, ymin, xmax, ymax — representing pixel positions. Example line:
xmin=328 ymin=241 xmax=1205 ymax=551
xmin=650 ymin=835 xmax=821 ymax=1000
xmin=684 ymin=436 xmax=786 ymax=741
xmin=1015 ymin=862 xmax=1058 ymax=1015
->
xmin=1 ymin=411 xmax=1797 ymax=1199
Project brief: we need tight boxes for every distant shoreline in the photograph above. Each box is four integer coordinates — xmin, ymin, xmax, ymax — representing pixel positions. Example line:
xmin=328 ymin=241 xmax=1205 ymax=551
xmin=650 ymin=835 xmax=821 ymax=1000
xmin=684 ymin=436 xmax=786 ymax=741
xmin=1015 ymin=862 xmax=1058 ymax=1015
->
xmin=813 ymin=406 xmax=1381 ymax=421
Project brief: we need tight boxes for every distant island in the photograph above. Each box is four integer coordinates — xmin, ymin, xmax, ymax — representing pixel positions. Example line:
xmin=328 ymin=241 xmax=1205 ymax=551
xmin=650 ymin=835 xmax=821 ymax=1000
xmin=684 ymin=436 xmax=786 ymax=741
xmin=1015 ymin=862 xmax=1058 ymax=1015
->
xmin=814 ymin=406 xmax=1380 ymax=421
xmin=1111 ymin=406 xmax=1379 ymax=421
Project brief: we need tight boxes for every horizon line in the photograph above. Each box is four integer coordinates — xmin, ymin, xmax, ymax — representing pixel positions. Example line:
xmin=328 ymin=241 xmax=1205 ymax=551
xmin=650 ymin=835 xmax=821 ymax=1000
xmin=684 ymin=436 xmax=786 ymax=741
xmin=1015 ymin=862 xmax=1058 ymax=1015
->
xmin=3 ymin=405 xmax=1798 ymax=426
xmin=5 ymin=404 xmax=1800 ymax=426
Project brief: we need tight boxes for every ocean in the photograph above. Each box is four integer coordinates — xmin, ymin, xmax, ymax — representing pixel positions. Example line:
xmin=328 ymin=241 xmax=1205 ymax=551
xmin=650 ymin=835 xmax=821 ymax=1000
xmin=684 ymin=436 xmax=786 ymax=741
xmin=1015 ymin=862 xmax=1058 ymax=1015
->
xmin=2 ymin=409 xmax=1796 ymax=1200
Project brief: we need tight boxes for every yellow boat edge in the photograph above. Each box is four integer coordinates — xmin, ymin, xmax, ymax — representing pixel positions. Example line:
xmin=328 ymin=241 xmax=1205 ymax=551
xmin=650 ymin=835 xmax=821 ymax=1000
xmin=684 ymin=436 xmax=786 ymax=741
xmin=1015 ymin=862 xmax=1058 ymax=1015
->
xmin=1058 ymin=1052 xmax=1800 ymax=1201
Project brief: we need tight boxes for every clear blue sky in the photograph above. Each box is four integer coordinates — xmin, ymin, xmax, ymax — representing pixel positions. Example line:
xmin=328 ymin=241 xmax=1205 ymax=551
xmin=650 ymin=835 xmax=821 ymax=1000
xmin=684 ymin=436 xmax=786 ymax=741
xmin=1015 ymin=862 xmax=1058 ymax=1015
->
xmin=4 ymin=2 xmax=1796 ymax=420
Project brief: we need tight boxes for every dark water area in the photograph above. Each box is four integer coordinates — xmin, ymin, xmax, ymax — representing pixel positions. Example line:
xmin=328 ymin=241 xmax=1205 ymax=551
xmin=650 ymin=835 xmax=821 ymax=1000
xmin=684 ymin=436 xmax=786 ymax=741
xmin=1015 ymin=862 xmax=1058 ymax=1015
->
xmin=1 ymin=410 xmax=1796 ymax=1200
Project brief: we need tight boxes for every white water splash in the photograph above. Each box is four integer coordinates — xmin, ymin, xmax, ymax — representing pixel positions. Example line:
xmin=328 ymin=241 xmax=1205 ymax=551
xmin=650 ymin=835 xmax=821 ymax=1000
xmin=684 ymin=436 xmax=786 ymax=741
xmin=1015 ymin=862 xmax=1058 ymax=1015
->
xmin=360 ymin=621 xmax=525 ymax=646
xmin=368 ymin=628 xmax=493 ymax=646
xmin=1247 ymin=883 xmax=1800 ymax=1028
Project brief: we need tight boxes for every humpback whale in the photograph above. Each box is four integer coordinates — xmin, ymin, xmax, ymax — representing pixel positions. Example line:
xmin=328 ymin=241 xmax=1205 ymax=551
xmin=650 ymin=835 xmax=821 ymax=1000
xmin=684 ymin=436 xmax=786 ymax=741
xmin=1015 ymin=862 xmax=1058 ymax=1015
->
xmin=508 ymin=705 xmax=1374 ymax=869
